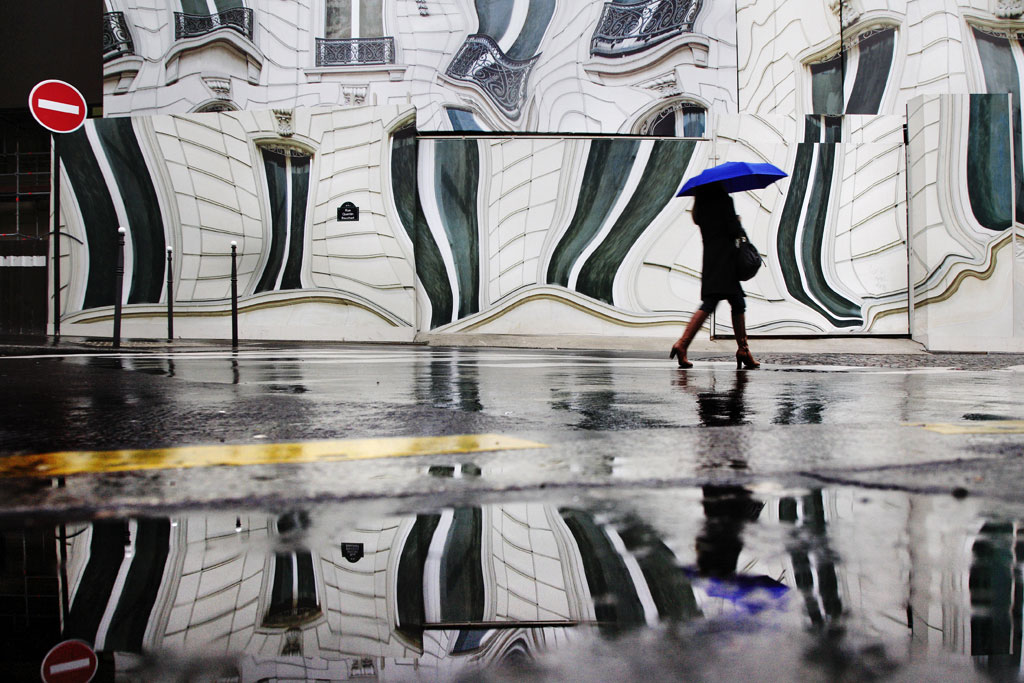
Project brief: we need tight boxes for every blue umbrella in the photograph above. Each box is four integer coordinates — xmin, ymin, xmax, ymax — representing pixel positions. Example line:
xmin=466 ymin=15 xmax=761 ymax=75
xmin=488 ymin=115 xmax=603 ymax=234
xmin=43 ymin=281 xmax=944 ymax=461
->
xmin=676 ymin=161 xmax=788 ymax=197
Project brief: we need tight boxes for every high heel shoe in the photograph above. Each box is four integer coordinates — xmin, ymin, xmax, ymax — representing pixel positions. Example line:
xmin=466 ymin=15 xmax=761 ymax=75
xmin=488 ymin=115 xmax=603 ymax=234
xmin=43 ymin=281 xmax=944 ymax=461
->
xmin=669 ymin=310 xmax=708 ymax=369
xmin=670 ymin=344 xmax=693 ymax=369
xmin=732 ymin=311 xmax=760 ymax=369
xmin=736 ymin=347 xmax=760 ymax=369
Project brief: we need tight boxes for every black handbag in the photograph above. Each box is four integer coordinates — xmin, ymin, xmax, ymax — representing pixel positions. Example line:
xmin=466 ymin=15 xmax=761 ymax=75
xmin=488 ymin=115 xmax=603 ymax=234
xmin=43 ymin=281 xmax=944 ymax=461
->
xmin=734 ymin=229 xmax=763 ymax=281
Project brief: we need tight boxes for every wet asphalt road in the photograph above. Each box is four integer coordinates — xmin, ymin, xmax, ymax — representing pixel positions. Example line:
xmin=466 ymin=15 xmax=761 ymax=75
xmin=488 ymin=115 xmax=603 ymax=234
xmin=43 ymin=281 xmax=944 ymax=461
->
xmin=0 ymin=344 xmax=1022 ymax=515
xmin=3 ymin=342 xmax=1024 ymax=681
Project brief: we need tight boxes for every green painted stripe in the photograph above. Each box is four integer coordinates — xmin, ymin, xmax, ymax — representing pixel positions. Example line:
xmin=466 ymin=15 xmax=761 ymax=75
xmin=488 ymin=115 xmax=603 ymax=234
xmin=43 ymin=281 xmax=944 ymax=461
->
xmin=547 ymin=140 xmax=640 ymax=287
xmin=95 ymin=117 xmax=166 ymax=304
xmin=576 ymin=139 xmax=695 ymax=305
xmin=435 ymin=139 xmax=481 ymax=320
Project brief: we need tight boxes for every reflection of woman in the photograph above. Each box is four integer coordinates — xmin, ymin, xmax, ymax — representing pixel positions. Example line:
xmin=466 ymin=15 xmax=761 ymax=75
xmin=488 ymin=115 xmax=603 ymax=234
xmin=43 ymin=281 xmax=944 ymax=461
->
xmin=670 ymin=182 xmax=759 ymax=369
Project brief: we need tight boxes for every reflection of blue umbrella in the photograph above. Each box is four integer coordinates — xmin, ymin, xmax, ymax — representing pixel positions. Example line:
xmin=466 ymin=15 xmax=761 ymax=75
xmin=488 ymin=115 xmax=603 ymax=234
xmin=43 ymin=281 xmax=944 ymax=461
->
xmin=683 ymin=568 xmax=789 ymax=615
xmin=676 ymin=161 xmax=788 ymax=197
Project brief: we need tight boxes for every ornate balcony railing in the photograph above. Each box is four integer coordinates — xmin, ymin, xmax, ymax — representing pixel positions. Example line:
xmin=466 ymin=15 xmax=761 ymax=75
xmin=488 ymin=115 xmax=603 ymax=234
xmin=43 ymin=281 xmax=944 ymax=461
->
xmin=174 ymin=8 xmax=254 ymax=42
xmin=315 ymin=37 xmax=396 ymax=66
xmin=591 ymin=0 xmax=702 ymax=57
xmin=103 ymin=11 xmax=135 ymax=62
xmin=445 ymin=34 xmax=539 ymax=120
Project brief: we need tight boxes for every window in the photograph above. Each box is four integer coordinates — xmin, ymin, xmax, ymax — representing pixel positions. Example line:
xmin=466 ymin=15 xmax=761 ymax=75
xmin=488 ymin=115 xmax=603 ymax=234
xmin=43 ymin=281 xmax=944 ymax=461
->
xmin=255 ymin=146 xmax=312 ymax=293
xmin=638 ymin=101 xmax=706 ymax=137
xmin=969 ymin=27 xmax=1022 ymax=228
xmin=181 ymin=0 xmax=243 ymax=13
xmin=446 ymin=108 xmax=484 ymax=132
xmin=264 ymin=511 xmax=320 ymax=628
xmin=317 ymin=0 xmax=394 ymax=66
xmin=175 ymin=0 xmax=252 ymax=41
xmin=325 ymin=0 xmax=383 ymax=40
xmin=805 ymin=26 xmax=896 ymax=141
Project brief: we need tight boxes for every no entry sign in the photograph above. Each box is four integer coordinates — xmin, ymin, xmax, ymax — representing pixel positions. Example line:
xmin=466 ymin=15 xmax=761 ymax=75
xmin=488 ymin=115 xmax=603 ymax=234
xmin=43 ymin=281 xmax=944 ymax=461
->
xmin=40 ymin=640 xmax=97 ymax=683
xmin=28 ymin=80 xmax=87 ymax=134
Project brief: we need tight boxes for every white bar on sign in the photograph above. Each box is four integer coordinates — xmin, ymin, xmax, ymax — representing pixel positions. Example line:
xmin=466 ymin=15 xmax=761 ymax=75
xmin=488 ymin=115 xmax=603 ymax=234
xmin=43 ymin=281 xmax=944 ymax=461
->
xmin=50 ymin=658 xmax=91 ymax=674
xmin=38 ymin=98 xmax=80 ymax=115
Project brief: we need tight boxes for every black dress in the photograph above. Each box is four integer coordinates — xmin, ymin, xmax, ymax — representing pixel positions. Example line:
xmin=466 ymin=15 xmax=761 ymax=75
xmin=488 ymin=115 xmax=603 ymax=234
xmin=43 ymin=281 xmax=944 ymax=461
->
xmin=693 ymin=191 xmax=744 ymax=302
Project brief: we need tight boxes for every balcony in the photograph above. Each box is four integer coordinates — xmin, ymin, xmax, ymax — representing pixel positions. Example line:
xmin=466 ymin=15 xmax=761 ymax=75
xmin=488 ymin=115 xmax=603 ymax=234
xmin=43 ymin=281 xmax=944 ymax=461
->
xmin=174 ymin=8 xmax=254 ymax=42
xmin=445 ymin=34 xmax=539 ymax=120
xmin=315 ymin=37 xmax=396 ymax=66
xmin=591 ymin=0 xmax=702 ymax=57
xmin=103 ymin=11 xmax=135 ymax=62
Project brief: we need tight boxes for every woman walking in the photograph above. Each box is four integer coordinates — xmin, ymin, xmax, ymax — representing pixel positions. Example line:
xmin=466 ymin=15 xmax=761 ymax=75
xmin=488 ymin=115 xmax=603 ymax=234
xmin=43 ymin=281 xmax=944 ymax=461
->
xmin=669 ymin=182 xmax=759 ymax=369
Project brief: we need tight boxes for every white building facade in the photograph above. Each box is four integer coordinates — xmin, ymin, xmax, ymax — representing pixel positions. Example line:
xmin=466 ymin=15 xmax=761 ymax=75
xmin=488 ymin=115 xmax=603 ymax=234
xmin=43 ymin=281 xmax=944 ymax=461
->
xmin=73 ymin=1 xmax=1024 ymax=350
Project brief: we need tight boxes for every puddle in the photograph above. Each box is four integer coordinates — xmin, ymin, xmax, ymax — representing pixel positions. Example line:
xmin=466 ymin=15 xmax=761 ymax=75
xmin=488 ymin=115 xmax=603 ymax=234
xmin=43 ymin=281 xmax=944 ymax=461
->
xmin=4 ymin=487 xmax=1020 ymax=681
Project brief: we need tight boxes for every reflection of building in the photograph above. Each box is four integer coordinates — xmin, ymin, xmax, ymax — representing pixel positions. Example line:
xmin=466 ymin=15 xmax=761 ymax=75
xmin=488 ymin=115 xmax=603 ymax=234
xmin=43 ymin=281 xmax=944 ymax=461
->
xmin=51 ymin=491 xmax=1024 ymax=677
xmin=60 ymin=504 xmax=702 ymax=679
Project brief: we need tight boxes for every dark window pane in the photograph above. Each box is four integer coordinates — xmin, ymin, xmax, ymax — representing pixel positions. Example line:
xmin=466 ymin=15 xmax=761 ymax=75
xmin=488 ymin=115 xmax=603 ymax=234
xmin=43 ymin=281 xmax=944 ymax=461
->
xmin=967 ymin=94 xmax=1013 ymax=231
xmin=447 ymin=108 xmax=483 ymax=132
xmin=180 ymin=0 xmax=209 ymax=14
xmin=973 ymin=28 xmax=1024 ymax=225
xmin=847 ymin=29 xmax=895 ymax=114
xmin=325 ymin=0 xmax=352 ymax=39
xmin=682 ymin=109 xmax=705 ymax=137
xmin=650 ymin=110 xmax=676 ymax=137
xmin=810 ymin=55 xmax=844 ymax=115
xmin=359 ymin=0 xmax=383 ymax=37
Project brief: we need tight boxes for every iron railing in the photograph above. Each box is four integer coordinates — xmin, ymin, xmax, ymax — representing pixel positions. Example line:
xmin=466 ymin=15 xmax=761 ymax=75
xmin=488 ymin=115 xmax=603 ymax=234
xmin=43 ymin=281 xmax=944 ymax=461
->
xmin=591 ymin=0 xmax=702 ymax=57
xmin=315 ymin=37 xmax=396 ymax=66
xmin=445 ymin=34 xmax=539 ymax=120
xmin=103 ymin=11 xmax=135 ymax=62
xmin=174 ymin=8 xmax=254 ymax=41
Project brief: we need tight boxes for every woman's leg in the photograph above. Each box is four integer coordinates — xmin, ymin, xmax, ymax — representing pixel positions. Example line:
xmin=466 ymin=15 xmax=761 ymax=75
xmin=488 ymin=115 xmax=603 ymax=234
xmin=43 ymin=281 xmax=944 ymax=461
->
xmin=670 ymin=303 xmax=712 ymax=368
xmin=730 ymin=297 xmax=759 ymax=369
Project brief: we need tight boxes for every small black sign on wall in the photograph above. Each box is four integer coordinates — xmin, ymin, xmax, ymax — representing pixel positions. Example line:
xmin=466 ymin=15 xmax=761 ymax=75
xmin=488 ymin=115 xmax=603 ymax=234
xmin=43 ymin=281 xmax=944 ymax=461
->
xmin=341 ymin=542 xmax=364 ymax=563
xmin=337 ymin=202 xmax=359 ymax=221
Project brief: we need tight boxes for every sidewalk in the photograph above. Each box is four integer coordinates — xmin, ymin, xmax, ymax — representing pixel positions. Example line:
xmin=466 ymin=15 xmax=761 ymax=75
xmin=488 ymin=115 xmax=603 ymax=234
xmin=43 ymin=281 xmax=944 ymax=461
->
xmin=3 ymin=334 xmax=1024 ymax=370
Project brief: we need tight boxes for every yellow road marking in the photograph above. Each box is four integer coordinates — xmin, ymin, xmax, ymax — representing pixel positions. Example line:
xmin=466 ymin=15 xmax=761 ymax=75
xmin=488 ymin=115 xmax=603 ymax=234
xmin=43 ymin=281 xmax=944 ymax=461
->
xmin=904 ymin=420 xmax=1024 ymax=435
xmin=0 ymin=434 xmax=547 ymax=478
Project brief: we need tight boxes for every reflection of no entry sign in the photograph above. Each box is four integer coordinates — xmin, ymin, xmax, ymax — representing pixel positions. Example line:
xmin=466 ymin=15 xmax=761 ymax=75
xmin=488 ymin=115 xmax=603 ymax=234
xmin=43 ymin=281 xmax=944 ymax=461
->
xmin=29 ymin=80 xmax=88 ymax=134
xmin=40 ymin=640 xmax=97 ymax=683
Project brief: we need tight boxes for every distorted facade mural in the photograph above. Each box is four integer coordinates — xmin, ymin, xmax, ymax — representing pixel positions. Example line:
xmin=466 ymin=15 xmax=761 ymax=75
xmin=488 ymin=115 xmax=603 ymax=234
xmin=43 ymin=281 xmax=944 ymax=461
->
xmin=57 ymin=106 xmax=418 ymax=341
xmin=102 ymin=0 xmax=736 ymax=133
xmin=75 ymin=1 xmax=1024 ymax=348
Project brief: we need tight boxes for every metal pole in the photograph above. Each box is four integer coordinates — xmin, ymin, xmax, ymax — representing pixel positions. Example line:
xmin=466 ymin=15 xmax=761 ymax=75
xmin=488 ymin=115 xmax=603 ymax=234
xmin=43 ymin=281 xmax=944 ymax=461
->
xmin=52 ymin=134 xmax=61 ymax=339
xmin=57 ymin=522 xmax=69 ymax=631
xmin=113 ymin=227 xmax=125 ymax=348
xmin=166 ymin=246 xmax=174 ymax=341
xmin=230 ymin=241 xmax=238 ymax=348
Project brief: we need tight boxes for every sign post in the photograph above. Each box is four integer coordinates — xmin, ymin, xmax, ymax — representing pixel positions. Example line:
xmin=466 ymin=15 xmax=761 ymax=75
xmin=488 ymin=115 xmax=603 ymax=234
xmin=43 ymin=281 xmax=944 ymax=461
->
xmin=28 ymin=80 xmax=88 ymax=340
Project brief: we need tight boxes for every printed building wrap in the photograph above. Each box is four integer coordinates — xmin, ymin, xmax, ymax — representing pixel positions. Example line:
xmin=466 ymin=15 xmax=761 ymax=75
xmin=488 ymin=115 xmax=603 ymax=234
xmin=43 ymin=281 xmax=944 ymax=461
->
xmin=70 ymin=1 xmax=1024 ymax=349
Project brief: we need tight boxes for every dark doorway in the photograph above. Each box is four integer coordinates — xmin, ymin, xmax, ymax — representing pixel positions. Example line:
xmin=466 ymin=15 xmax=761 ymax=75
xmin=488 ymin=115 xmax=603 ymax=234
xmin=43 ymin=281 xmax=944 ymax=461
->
xmin=0 ymin=239 xmax=48 ymax=334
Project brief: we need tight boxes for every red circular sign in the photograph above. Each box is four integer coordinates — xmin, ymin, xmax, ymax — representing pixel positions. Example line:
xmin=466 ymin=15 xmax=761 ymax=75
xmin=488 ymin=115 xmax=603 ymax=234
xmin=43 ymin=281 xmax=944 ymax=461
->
xmin=28 ymin=80 xmax=88 ymax=134
xmin=40 ymin=640 xmax=97 ymax=683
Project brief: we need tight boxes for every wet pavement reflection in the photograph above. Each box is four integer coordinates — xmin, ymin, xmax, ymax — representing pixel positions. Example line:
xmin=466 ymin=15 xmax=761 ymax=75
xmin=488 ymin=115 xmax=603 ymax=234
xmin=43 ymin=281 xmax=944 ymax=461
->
xmin=5 ymin=487 xmax=1024 ymax=681
xmin=3 ymin=347 xmax=1024 ymax=678
xmin=3 ymin=348 xmax=1021 ymax=459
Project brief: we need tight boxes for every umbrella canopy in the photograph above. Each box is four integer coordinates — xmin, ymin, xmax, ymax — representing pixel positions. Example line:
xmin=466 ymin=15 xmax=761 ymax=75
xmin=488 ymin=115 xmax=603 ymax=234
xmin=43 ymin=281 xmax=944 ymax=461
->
xmin=676 ymin=160 xmax=788 ymax=197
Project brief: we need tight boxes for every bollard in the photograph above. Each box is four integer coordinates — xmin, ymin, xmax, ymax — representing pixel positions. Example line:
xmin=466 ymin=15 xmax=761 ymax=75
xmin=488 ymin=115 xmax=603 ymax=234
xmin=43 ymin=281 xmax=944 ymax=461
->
xmin=113 ymin=227 xmax=126 ymax=348
xmin=166 ymin=246 xmax=174 ymax=341
xmin=230 ymin=241 xmax=238 ymax=348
